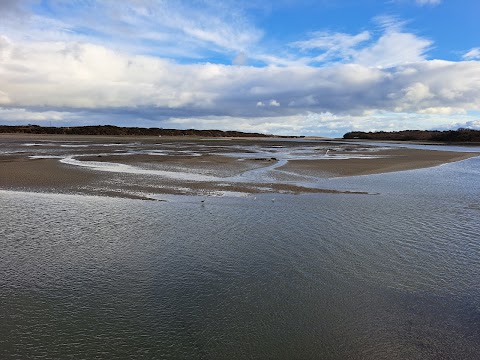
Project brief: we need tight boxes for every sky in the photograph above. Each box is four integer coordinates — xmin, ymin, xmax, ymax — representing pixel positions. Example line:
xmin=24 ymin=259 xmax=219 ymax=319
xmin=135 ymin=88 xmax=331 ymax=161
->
xmin=0 ymin=0 xmax=479 ymax=136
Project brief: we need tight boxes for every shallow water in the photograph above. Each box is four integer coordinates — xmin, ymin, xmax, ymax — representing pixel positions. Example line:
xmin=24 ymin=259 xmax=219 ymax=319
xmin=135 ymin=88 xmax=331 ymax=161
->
xmin=1 ymin=155 xmax=480 ymax=359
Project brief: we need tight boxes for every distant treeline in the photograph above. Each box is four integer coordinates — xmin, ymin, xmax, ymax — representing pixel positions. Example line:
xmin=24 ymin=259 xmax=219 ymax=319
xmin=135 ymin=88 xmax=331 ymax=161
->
xmin=0 ymin=125 xmax=270 ymax=138
xmin=343 ymin=129 xmax=480 ymax=143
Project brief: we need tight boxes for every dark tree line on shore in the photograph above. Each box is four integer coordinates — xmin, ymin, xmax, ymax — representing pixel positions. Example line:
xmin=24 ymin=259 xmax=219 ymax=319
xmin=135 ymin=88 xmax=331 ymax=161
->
xmin=343 ymin=129 xmax=480 ymax=143
xmin=0 ymin=125 xmax=271 ymax=138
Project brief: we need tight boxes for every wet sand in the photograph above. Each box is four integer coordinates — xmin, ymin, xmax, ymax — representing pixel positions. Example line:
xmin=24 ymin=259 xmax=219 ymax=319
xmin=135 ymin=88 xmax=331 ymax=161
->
xmin=0 ymin=155 xmax=368 ymax=199
xmin=279 ymin=148 xmax=476 ymax=177
xmin=0 ymin=134 xmax=477 ymax=199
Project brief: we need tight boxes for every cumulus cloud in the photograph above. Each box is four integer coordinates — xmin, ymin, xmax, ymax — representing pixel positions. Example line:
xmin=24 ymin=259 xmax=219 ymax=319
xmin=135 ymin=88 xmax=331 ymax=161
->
xmin=402 ymin=82 xmax=433 ymax=103
xmin=1 ymin=37 xmax=479 ymax=122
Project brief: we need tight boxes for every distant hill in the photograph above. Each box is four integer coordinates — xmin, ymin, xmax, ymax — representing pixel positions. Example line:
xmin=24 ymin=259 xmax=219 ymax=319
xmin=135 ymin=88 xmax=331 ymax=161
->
xmin=0 ymin=125 xmax=271 ymax=138
xmin=343 ymin=129 xmax=480 ymax=143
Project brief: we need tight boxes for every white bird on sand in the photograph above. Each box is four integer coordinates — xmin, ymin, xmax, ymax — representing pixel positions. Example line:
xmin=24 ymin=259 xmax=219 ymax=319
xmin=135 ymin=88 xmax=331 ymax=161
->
xmin=325 ymin=149 xmax=330 ymax=156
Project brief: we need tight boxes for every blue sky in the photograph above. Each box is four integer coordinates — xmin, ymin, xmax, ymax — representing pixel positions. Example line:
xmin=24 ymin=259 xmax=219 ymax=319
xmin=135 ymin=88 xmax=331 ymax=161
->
xmin=0 ymin=0 xmax=479 ymax=136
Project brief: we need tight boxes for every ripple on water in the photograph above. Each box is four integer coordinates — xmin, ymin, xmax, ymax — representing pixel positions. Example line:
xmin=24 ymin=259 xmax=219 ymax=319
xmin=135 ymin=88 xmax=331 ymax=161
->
xmin=1 ymin=180 xmax=480 ymax=358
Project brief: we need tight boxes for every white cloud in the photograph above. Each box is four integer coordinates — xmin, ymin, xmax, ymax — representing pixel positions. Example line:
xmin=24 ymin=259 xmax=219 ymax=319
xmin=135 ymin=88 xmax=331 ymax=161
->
xmin=402 ymin=82 xmax=433 ymax=103
xmin=293 ymin=31 xmax=370 ymax=51
xmin=447 ymin=120 xmax=480 ymax=130
xmin=463 ymin=48 xmax=480 ymax=60
xmin=0 ymin=91 xmax=11 ymax=105
xmin=416 ymin=0 xmax=441 ymax=6
xmin=373 ymin=15 xmax=409 ymax=31
xmin=0 ymin=1 xmax=435 ymax=70
xmin=287 ymin=18 xmax=431 ymax=69
xmin=354 ymin=32 xmax=431 ymax=68
xmin=0 ymin=35 xmax=13 ymax=62
xmin=0 ymin=0 xmax=263 ymax=62
xmin=1 ymin=37 xmax=479 ymax=120
xmin=0 ymin=107 xmax=72 ymax=122
xmin=291 ymin=31 xmax=370 ymax=63
xmin=418 ymin=107 xmax=466 ymax=115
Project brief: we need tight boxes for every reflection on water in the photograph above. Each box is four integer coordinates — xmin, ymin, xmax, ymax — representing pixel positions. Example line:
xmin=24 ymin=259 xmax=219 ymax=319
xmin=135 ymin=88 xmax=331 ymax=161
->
xmin=1 ymin=157 xmax=480 ymax=359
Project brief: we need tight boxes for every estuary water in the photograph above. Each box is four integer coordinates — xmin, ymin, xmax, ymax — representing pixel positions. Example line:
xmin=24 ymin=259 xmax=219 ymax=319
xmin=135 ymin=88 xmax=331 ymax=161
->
xmin=1 ymin=155 xmax=480 ymax=359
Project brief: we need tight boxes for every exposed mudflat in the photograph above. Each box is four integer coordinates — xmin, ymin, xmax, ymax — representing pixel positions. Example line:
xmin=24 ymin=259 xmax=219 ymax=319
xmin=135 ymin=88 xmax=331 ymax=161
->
xmin=0 ymin=134 xmax=477 ymax=199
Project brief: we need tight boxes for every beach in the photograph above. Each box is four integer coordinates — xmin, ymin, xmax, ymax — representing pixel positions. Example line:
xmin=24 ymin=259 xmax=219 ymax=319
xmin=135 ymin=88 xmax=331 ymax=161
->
xmin=0 ymin=134 xmax=477 ymax=199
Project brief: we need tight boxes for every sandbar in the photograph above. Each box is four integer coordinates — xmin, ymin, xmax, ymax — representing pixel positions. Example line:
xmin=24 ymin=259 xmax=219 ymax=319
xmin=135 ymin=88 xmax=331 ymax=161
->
xmin=0 ymin=134 xmax=477 ymax=199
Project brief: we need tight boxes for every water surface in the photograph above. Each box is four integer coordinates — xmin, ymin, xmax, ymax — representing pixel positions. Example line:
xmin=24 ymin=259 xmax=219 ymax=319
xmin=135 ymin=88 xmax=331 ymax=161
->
xmin=1 ymin=156 xmax=480 ymax=359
